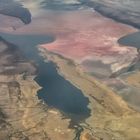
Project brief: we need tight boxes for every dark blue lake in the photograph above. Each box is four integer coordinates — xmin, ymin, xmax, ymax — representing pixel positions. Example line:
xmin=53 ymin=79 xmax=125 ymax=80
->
xmin=118 ymin=31 xmax=140 ymax=49
xmin=0 ymin=33 xmax=91 ymax=122
xmin=118 ymin=31 xmax=140 ymax=72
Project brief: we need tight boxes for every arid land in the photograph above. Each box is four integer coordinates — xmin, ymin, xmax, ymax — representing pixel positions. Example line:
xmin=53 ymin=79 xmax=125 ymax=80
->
xmin=0 ymin=0 xmax=140 ymax=140
xmin=39 ymin=47 xmax=140 ymax=140
xmin=0 ymin=37 xmax=76 ymax=140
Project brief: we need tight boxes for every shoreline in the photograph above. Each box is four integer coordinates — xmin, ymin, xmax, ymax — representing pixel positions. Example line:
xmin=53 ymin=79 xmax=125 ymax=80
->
xmin=0 ymin=37 xmax=76 ymax=140
xmin=39 ymin=46 xmax=140 ymax=140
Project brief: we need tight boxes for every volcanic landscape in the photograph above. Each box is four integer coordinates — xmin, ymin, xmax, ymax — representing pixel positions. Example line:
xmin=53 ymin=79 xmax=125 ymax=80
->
xmin=0 ymin=0 xmax=140 ymax=140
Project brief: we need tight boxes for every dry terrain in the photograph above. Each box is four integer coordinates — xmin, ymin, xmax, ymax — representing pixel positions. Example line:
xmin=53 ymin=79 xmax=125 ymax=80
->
xmin=39 ymin=48 xmax=140 ymax=140
xmin=0 ymin=0 xmax=140 ymax=140
xmin=0 ymin=38 xmax=76 ymax=140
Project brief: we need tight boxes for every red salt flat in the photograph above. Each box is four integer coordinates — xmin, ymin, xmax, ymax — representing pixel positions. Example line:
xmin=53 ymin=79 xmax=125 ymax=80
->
xmin=1 ymin=9 xmax=137 ymax=73
xmin=39 ymin=10 xmax=137 ymax=67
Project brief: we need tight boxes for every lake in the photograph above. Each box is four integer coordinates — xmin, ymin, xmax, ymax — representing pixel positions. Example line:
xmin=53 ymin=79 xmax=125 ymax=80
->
xmin=0 ymin=33 xmax=91 ymax=123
